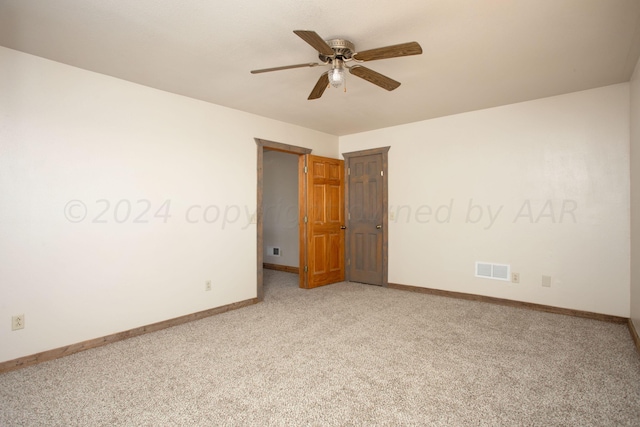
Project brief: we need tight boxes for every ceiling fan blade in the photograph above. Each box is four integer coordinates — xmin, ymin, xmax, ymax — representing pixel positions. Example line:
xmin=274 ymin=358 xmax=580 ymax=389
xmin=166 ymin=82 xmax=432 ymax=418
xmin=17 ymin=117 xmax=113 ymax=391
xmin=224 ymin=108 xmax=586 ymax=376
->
xmin=294 ymin=30 xmax=335 ymax=57
xmin=308 ymin=72 xmax=329 ymax=100
xmin=353 ymin=41 xmax=422 ymax=62
xmin=251 ymin=62 xmax=321 ymax=74
xmin=349 ymin=66 xmax=401 ymax=91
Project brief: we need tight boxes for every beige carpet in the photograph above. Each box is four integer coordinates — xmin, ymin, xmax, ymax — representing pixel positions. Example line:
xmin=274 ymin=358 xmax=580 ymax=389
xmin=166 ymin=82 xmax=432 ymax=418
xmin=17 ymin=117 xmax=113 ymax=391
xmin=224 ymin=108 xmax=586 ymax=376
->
xmin=1 ymin=270 xmax=639 ymax=426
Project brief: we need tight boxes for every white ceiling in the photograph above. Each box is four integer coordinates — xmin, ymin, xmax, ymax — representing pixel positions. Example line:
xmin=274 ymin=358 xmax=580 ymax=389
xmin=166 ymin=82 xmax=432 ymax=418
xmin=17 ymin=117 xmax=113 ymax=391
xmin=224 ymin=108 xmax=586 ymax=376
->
xmin=1 ymin=0 xmax=640 ymax=136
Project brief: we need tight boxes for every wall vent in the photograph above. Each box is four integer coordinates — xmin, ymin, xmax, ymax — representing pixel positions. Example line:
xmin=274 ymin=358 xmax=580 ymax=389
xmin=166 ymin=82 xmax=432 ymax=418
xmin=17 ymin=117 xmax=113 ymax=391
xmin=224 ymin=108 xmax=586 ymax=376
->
xmin=267 ymin=246 xmax=281 ymax=257
xmin=475 ymin=262 xmax=510 ymax=281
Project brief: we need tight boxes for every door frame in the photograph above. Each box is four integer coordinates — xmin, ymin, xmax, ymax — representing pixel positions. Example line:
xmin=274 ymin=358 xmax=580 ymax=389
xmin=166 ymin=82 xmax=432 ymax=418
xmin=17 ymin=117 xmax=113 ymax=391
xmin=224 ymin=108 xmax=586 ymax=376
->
xmin=342 ymin=146 xmax=390 ymax=287
xmin=255 ymin=138 xmax=311 ymax=301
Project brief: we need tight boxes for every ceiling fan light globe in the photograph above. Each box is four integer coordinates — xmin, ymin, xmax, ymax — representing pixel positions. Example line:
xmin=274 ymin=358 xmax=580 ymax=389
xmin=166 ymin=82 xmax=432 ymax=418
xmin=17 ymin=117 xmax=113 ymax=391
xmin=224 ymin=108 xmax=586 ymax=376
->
xmin=328 ymin=68 xmax=345 ymax=88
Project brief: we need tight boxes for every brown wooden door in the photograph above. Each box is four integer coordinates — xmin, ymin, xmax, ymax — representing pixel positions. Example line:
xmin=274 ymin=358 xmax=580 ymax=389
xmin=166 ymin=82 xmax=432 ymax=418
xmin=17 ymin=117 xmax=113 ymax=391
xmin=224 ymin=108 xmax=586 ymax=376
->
xmin=300 ymin=155 xmax=345 ymax=288
xmin=347 ymin=153 xmax=384 ymax=285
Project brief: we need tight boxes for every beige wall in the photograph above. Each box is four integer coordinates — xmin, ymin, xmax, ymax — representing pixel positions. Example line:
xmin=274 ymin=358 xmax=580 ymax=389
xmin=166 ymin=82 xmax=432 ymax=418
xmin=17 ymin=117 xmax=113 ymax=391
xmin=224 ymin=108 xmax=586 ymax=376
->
xmin=263 ymin=151 xmax=299 ymax=268
xmin=631 ymin=56 xmax=640 ymax=330
xmin=0 ymin=47 xmax=338 ymax=362
xmin=340 ymin=84 xmax=630 ymax=317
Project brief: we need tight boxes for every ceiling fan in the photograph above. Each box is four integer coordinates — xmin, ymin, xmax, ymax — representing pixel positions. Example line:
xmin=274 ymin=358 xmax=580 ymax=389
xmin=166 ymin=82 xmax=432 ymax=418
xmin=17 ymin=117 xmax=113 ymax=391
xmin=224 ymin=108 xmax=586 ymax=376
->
xmin=250 ymin=30 xmax=423 ymax=100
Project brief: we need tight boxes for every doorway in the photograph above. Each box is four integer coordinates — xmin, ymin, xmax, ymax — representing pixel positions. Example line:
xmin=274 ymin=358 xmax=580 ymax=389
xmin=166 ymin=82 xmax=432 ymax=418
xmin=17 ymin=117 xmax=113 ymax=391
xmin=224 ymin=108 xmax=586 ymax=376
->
xmin=263 ymin=150 xmax=300 ymax=273
xmin=256 ymin=139 xmax=386 ymax=299
xmin=255 ymin=138 xmax=310 ymax=300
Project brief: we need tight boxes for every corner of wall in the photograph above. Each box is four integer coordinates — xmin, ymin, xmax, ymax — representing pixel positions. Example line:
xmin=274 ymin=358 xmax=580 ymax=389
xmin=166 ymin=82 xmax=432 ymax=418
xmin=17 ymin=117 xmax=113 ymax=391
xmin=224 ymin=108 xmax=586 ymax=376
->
xmin=630 ymin=55 xmax=640 ymax=328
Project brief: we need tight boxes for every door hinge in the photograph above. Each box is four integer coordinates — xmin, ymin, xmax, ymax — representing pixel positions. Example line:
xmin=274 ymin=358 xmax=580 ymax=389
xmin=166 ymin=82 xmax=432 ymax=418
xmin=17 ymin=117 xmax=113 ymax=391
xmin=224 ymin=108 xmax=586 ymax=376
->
xmin=347 ymin=259 xmax=351 ymax=266
xmin=381 ymin=170 xmax=384 ymax=176
xmin=348 ymin=167 xmax=350 ymax=175
xmin=304 ymin=265 xmax=308 ymax=272
xmin=348 ymin=212 xmax=351 ymax=220
xmin=304 ymin=166 xmax=308 ymax=174
xmin=304 ymin=215 xmax=308 ymax=223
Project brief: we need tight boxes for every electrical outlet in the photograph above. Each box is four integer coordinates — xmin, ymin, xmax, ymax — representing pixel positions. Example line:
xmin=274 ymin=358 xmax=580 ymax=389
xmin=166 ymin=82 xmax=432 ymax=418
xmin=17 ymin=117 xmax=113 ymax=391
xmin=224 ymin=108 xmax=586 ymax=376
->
xmin=12 ymin=315 xmax=24 ymax=331
xmin=542 ymin=275 xmax=552 ymax=288
xmin=205 ymin=280 xmax=212 ymax=291
xmin=511 ymin=272 xmax=520 ymax=283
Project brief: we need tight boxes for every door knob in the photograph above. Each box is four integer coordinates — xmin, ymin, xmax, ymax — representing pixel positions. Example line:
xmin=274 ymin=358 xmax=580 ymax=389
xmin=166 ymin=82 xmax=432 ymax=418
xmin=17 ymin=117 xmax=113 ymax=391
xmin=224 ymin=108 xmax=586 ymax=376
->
xmin=340 ymin=226 xmax=347 ymax=230
xmin=376 ymin=224 xmax=382 ymax=229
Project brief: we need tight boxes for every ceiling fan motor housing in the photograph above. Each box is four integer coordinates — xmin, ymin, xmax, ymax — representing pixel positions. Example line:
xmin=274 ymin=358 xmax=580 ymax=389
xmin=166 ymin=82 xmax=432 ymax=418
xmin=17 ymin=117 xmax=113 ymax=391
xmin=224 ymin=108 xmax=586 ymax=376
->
xmin=319 ymin=39 xmax=355 ymax=62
